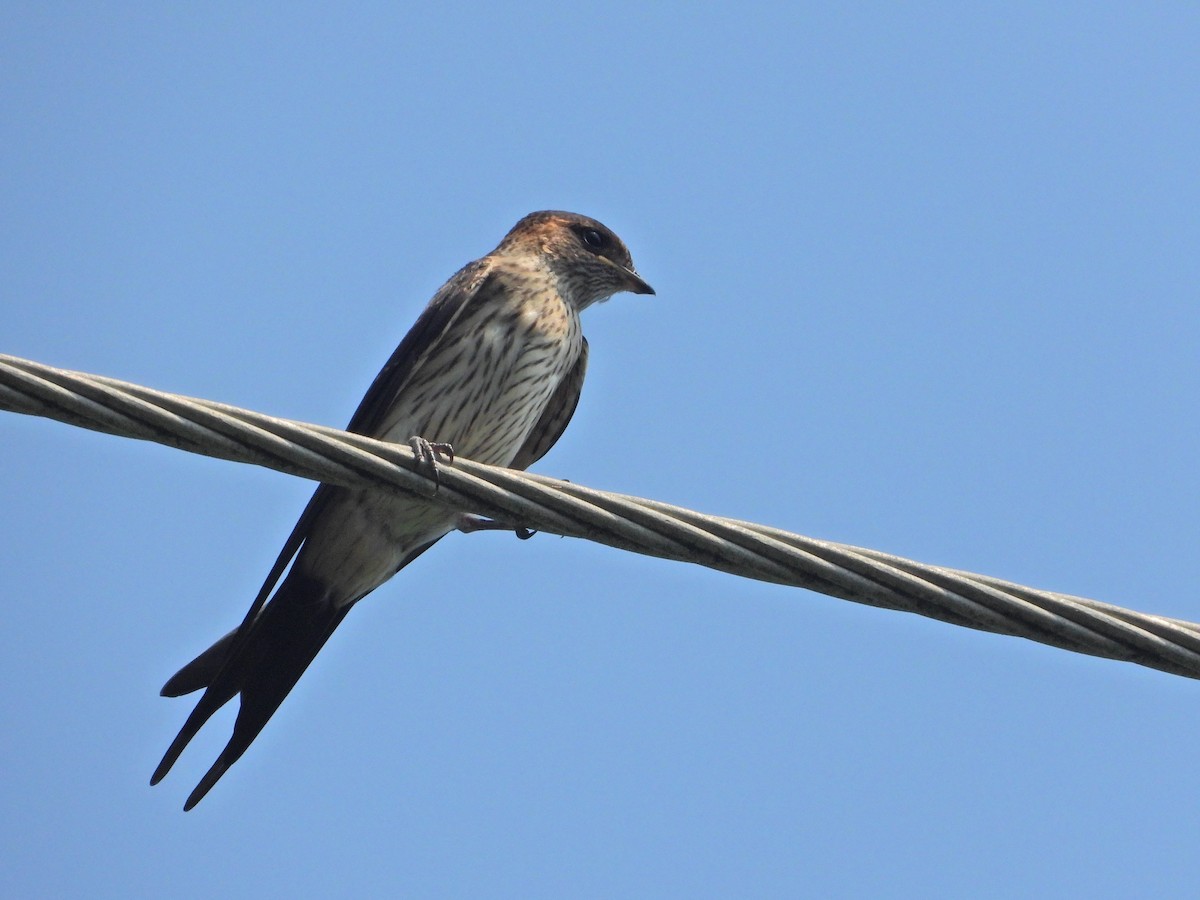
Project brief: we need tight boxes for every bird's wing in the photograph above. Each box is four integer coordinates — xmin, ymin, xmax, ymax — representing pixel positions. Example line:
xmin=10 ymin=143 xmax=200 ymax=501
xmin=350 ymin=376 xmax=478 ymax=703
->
xmin=153 ymin=259 xmax=496 ymax=807
xmin=347 ymin=258 xmax=495 ymax=437
xmin=508 ymin=337 xmax=588 ymax=471
xmin=160 ymin=258 xmax=495 ymax=698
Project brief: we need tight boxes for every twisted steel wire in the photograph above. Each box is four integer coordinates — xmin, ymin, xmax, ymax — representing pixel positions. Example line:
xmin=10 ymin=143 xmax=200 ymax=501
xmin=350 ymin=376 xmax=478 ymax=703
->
xmin=3 ymin=351 xmax=1198 ymax=680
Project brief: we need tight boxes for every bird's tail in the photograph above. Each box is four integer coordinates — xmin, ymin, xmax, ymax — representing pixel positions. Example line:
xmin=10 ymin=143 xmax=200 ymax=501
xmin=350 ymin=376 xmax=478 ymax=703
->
xmin=151 ymin=570 xmax=352 ymax=810
xmin=160 ymin=627 xmax=239 ymax=697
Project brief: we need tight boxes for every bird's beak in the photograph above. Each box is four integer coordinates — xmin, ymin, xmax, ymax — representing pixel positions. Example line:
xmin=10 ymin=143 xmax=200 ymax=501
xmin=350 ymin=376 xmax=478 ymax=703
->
xmin=621 ymin=266 xmax=655 ymax=296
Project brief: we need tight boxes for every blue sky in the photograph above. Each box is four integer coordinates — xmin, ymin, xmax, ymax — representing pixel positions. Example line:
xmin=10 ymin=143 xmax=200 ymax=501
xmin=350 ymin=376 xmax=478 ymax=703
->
xmin=3 ymin=4 xmax=1199 ymax=897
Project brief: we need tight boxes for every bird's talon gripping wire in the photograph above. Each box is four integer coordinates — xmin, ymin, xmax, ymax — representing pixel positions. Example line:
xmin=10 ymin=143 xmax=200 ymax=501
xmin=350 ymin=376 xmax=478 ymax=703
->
xmin=456 ymin=513 xmax=538 ymax=541
xmin=408 ymin=436 xmax=455 ymax=492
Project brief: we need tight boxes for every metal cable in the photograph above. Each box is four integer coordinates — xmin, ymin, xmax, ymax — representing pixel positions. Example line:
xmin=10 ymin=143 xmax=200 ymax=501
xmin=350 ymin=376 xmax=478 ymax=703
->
xmin=2 ymin=351 xmax=1197 ymax=680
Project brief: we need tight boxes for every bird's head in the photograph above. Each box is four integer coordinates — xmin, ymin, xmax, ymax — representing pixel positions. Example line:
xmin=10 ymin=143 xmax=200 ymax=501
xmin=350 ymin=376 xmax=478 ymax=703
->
xmin=496 ymin=211 xmax=654 ymax=309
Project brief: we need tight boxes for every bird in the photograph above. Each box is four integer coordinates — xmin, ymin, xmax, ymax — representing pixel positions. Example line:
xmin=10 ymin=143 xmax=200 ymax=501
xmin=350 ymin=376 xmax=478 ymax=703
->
xmin=151 ymin=210 xmax=653 ymax=810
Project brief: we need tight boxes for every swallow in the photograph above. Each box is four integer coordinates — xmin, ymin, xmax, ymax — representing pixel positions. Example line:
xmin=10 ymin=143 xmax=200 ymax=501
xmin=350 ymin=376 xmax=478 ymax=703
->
xmin=151 ymin=211 xmax=653 ymax=809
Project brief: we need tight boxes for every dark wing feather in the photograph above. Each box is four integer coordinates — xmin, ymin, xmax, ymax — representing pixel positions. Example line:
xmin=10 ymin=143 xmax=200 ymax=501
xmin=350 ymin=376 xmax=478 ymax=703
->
xmin=508 ymin=337 xmax=588 ymax=471
xmin=161 ymin=258 xmax=495 ymax=701
xmin=153 ymin=258 xmax=497 ymax=803
xmin=347 ymin=259 xmax=494 ymax=437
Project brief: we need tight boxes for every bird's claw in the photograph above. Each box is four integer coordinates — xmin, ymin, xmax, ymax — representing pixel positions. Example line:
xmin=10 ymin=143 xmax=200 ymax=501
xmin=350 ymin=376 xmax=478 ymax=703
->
xmin=408 ymin=436 xmax=455 ymax=492
xmin=455 ymin=513 xmax=538 ymax=541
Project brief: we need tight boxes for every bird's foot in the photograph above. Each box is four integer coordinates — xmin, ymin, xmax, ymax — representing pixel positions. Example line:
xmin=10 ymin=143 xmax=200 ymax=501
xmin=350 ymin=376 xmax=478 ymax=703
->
xmin=408 ymin=436 xmax=455 ymax=493
xmin=455 ymin=513 xmax=537 ymax=541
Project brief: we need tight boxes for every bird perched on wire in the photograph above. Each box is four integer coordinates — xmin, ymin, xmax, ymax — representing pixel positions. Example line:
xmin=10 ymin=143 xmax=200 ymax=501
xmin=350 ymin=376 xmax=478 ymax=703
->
xmin=151 ymin=210 xmax=653 ymax=810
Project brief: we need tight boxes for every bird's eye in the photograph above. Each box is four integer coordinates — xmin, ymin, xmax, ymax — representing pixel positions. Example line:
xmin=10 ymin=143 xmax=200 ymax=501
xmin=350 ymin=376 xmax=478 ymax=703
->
xmin=581 ymin=229 xmax=606 ymax=250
